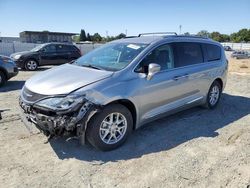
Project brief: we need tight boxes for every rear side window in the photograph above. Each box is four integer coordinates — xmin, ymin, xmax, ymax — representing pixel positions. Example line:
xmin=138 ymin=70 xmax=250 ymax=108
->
xmin=172 ymin=42 xmax=203 ymax=68
xmin=56 ymin=44 xmax=77 ymax=52
xmin=66 ymin=45 xmax=77 ymax=51
xmin=71 ymin=45 xmax=80 ymax=52
xmin=203 ymin=44 xmax=221 ymax=62
xmin=56 ymin=45 xmax=68 ymax=52
xmin=43 ymin=45 xmax=56 ymax=53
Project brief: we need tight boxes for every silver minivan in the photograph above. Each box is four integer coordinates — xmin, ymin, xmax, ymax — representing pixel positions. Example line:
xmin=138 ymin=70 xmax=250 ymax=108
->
xmin=19 ymin=33 xmax=228 ymax=151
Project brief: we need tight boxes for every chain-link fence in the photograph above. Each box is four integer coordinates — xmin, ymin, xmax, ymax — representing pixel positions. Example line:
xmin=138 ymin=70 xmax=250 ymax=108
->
xmin=221 ymin=42 xmax=250 ymax=51
xmin=0 ymin=42 xmax=103 ymax=56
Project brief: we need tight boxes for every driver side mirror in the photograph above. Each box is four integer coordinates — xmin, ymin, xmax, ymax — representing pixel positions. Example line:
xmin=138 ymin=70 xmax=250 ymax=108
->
xmin=147 ymin=63 xmax=161 ymax=80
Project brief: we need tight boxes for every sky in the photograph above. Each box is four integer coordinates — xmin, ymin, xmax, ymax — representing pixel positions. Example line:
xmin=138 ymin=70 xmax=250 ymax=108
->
xmin=0 ymin=0 xmax=249 ymax=37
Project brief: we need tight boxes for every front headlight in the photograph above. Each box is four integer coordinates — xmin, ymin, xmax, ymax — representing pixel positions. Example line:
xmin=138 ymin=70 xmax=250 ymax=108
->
xmin=14 ymin=54 xmax=22 ymax=60
xmin=35 ymin=94 xmax=85 ymax=111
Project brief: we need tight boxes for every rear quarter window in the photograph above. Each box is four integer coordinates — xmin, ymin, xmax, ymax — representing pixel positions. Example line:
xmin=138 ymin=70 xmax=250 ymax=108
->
xmin=57 ymin=45 xmax=77 ymax=52
xmin=203 ymin=44 xmax=221 ymax=62
xmin=69 ymin=45 xmax=80 ymax=52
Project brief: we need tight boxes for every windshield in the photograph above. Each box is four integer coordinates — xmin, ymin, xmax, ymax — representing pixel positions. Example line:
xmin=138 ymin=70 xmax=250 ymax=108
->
xmin=74 ymin=42 xmax=147 ymax=71
xmin=30 ymin=44 xmax=46 ymax=52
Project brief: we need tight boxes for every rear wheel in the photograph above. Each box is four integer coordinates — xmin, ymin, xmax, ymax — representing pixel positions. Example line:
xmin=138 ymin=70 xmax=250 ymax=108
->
xmin=205 ymin=80 xmax=222 ymax=109
xmin=0 ymin=71 xmax=7 ymax=87
xmin=86 ymin=104 xmax=133 ymax=151
xmin=25 ymin=60 xmax=38 ymax=71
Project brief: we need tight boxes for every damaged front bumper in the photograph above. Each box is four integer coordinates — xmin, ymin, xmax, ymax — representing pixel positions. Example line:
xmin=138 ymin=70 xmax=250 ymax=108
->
xmin=19 ymin=97 xmax=99 ymax=139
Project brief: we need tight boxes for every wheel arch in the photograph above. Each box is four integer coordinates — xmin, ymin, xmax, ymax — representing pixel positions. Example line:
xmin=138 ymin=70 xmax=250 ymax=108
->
xmin=0 ymin=67 xmax=8 ymax=80
xmin=25 ymin=58 xmax=39 ymax=65
xmin=214 ymin=77 xmax=223 ymax=89
xmin=107 ymin=99 xmax=137 ymax=130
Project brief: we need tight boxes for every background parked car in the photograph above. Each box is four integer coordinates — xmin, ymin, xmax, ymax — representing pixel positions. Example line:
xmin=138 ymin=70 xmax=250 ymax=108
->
xmin=0 ymin=55 xmax=19 ymax=86
xmin=223 ymin=46 xmax=233 ymax=51
xmin=231 ymin=51 xmax=250 ymax=59
xmin=10 ymin=43 xmax=82 ymax=71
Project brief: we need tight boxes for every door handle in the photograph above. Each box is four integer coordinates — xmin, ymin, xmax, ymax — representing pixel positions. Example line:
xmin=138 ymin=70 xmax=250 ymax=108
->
xmin=173 ymin=74 xmax=189 ymax=81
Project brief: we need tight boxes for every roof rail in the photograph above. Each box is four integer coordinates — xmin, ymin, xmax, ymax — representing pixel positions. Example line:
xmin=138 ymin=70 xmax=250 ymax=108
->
xmin=123 ymin=36 xmax=138 ymax=38
xmin=170 ymin=34 xmax=210 ymax=39
xmin=138 ymin=32 xmax=177 ymax=37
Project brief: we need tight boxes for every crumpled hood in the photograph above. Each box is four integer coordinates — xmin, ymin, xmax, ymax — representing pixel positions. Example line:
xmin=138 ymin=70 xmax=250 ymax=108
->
xmin=25 ymin=64 xmax=113 ymax=95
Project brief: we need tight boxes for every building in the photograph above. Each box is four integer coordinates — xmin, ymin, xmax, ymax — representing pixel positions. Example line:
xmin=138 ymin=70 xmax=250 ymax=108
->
xmin=19 ymin=31 xmax=78 ymax=43
xmin=0 ymin=37 xmax=21 ymax=43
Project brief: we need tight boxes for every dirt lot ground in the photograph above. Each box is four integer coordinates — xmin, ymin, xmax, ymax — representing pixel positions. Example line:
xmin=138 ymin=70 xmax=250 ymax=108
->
xmin=0 ymin=56 xmax=250 ymax=188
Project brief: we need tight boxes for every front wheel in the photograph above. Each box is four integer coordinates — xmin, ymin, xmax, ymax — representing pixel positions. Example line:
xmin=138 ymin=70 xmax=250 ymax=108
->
xmin=86 ymin=104 xmax=133 ymax=151
xmin=0 ymin=71 xmax=7 ymax=87
xmin=25 ymin=60 xmax=38 ymax=71
xmin=205 ymin=80 xmax=222 ymax=109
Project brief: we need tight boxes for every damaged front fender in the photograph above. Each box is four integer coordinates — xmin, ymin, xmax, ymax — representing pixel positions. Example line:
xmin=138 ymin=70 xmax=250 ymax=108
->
xmin=19 ymin=98 xmax=101 ymax=141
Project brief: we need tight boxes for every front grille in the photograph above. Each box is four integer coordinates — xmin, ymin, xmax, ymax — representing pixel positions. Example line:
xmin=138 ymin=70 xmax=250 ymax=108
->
xmin=22 ymin=86 xmax=48 ymax=103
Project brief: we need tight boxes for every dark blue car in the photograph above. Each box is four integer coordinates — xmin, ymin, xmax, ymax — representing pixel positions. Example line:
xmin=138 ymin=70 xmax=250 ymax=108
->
xmin=0 ymin=55 xmax=19 ymax=86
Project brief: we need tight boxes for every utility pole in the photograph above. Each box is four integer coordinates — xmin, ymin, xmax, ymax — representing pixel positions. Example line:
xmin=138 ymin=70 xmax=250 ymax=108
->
xmin=179 ymin=25 xmax=182 ymax=35
xmin=125 ymin=29 xmax=127 ymax=36
xmin=106 ymin=30 xmax=109 ymax=38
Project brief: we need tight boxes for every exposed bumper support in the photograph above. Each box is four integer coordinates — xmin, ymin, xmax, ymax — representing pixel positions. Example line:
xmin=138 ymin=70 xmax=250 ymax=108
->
xmin=19 ymin=98 xmax=100 ymax=141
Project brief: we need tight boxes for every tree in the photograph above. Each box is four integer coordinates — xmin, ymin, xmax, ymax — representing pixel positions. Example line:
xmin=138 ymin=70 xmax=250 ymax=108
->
xmin=72 ymin=35 xmax=80 ymax=42
xmin=183 ymin=32 xmax=190 ymax=35
xmin=197 ymin=30 xmax=210 ymax=37
xmin=80 ymin=29 xmax=87 ymax=41
xmin=230 ymin=32 xmax=240 ymax=42
xmin=116 ymin=33 xmax=126 ymax=39
xmin=87 ymin=33 xmax=92 ymax=41
xmin=221 ymin=34 xmax=230 ymax=42
xmin=230 ymin=29 xmax=250 ymax=42
xmin=210 ymin=32 xmax=223 ymax=42
xmin=92 ymin=33 xmax=102 ymax=42
xmin=237 ymin=28 xmax=250 ymax=42
xmin=106 ymin=36 xmax=116 ymax=42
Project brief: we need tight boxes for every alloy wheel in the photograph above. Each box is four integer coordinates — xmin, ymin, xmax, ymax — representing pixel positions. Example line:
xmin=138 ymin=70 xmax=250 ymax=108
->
xmin=26 ymin=60 xmax=38 ymax=70
xmin=99 ymin=112 xmax=127 ymax=145
xmin=209 ymin=85 xmax=220 ymax=106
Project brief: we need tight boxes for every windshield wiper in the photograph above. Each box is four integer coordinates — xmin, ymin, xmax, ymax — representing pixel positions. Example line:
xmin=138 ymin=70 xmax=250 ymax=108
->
xmin=81 ymin=64 xmax=103 ymax=70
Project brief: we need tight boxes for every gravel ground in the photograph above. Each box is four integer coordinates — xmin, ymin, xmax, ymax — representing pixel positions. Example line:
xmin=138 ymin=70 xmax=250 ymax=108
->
xmin=0 ymin=59 xmax=249 ymax=188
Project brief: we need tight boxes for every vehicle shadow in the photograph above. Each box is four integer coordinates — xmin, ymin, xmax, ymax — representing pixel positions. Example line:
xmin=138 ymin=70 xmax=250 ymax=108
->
xmin=0 ymin=80 xmax=25 ymax=92
xmin=49 ymin=93 xmax=250 ymax=163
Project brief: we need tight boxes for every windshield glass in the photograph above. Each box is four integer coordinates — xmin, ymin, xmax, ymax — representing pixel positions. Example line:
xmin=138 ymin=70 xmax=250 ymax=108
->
xmin=30 ymin=44 xmax=46 ymax=52
xmin=74 ymin=43 xmax=147 ymax=71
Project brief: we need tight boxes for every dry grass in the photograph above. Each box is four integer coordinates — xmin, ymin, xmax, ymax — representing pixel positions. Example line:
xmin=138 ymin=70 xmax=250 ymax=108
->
xmin=228 ymin=57 xmax=250 ymax=73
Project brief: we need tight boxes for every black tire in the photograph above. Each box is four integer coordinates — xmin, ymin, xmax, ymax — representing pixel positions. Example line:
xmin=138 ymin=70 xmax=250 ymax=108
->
xmin=0 ymin=71 xmax=7 ymax=87
xmin=25 ymin=59 xmax=38 ymax=71
xmin=86 ymin=104 xmax=133 ymax=151
xmin=205 ymin=80 xmax=222 ymax=109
